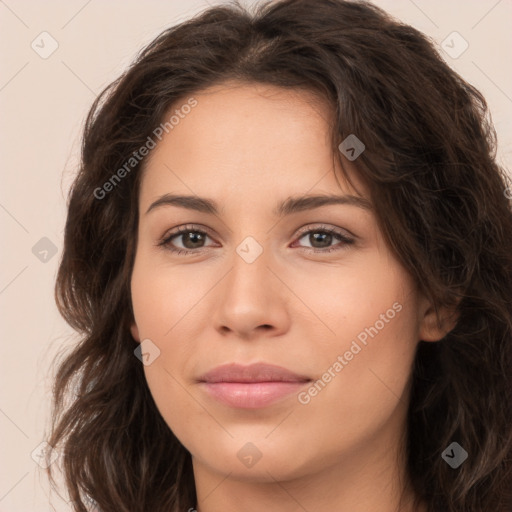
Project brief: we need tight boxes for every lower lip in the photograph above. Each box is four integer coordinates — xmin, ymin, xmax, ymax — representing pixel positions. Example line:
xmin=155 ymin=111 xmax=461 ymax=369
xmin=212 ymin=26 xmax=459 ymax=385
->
xmin=200 ymin=381 xmax=310 ymax=409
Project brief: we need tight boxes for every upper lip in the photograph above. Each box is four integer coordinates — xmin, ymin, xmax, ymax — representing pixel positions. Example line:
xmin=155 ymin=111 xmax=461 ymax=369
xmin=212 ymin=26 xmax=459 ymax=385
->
xmin=198 ymin=362 xmax=311 ymax=383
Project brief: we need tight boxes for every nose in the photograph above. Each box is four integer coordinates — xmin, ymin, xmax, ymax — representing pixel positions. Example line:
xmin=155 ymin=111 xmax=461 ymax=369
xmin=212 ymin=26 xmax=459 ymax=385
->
xmin=212 ymin=245 xmax=291 ymax=340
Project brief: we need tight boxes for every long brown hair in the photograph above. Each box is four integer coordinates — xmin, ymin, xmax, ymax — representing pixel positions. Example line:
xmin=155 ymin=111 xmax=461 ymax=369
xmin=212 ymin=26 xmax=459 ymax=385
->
xmin=46 ymin=1 xmax=512 ymax=510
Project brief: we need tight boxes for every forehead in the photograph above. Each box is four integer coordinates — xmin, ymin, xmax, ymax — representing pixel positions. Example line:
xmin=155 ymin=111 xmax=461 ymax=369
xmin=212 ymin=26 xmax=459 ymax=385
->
xmin=139 ymin=81 xmax=366 ymax=208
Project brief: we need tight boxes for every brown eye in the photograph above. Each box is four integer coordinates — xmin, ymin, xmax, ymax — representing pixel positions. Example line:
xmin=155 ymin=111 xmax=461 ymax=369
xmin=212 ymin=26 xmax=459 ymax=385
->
xmin=157 ymin=226 xmax=215 ymax=255
xmin=292 ymin=226 xmax=354 ymax=253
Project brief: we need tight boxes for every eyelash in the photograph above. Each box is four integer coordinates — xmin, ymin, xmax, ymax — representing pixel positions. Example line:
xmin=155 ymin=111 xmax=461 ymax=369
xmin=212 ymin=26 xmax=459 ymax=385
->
xmin=156 ymin=224 xmax=355 ymax=256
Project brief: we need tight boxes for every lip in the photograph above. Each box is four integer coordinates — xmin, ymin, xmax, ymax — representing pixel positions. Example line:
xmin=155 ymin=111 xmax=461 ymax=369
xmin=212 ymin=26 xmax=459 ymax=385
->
xmin=198 ymin=362 xmax=311 ymax=383
xmin=198 ymin=362 xmax=312 ymax=409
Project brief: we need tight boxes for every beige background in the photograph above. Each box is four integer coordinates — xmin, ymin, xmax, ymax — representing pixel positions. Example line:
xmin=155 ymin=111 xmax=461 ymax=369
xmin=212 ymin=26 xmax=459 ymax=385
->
xmin=0 ymin=0 xmax=511 ymax=510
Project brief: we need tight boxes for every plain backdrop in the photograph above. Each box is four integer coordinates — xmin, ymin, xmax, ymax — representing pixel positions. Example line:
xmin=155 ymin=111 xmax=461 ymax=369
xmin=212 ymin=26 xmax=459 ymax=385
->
xmin=1 ymin=0 xmax=511 ymax=510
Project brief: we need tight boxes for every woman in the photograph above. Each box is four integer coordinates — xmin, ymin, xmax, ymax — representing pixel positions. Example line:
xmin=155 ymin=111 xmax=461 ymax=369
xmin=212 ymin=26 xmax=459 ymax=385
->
xmin=46 ymin=0 xmax=512 ymax=511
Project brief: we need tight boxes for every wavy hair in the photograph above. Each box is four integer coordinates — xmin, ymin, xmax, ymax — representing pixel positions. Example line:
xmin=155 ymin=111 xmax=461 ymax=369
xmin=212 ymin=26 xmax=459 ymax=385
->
xmin=46 ymin=0 xmax=512 ymax=510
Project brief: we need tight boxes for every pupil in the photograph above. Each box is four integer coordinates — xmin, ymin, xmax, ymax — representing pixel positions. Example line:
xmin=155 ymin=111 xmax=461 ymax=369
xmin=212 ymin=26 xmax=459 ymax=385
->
xmin=184 ymin=232 xmax=204 ymax=248
xmin=311 ymin=232 xmax=331 ymax=248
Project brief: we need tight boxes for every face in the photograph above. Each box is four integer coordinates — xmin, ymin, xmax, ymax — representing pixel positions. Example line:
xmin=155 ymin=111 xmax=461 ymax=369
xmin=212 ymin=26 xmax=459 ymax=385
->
xmin=130 ymin=81 xmax=445 ymax=485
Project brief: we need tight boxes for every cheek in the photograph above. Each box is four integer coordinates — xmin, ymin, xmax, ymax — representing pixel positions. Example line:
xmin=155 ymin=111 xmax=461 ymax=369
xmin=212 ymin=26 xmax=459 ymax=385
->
xmin=303 ymin=257 xmax=419 ymax=421
xmin=308 ymin=250 xmax=417 ymax=353
xmin=289 ymin=299 xmax=418 ymax=468
xmin=130 ymin=254 xmax=211 ymax=434
xmin=130 ymin=251 xmax=208 ymax=340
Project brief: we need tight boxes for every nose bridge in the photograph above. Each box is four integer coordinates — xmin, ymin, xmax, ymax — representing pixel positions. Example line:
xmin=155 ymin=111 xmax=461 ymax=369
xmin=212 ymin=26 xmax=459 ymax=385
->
xmin=226 ymin=212 xmax=289 ymax=295
xmin=228 ymin=233 xmax=273 ymax=301
xmin=212 ymin=232 xmax=289 ymax=337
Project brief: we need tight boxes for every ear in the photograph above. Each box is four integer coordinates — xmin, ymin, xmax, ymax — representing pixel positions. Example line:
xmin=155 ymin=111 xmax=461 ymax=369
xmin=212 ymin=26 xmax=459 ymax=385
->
xmin=130 ymin=322 xmax=141 ymax=343
xmin=418 ymin=296 xmax=460 ymax=342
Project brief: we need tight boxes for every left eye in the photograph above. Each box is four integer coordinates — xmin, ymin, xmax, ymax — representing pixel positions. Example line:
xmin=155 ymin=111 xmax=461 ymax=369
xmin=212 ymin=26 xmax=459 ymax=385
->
xmin=157 ymin=225 xmax=354 ymax=255
xmin=293 ymin=227 xmax=354 ymax=252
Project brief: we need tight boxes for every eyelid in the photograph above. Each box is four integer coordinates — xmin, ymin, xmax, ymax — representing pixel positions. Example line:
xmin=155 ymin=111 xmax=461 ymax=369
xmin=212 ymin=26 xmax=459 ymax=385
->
xmin=160 ymin=223 xmax=355 ymax=241
xmin=294 ymin=223 xmax=356 ymax=240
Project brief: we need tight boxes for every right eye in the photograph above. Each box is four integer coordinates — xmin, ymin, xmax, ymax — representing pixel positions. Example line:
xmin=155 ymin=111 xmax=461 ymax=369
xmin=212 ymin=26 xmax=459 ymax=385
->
xmin=157 ymin=225 xmax=217 ymax=255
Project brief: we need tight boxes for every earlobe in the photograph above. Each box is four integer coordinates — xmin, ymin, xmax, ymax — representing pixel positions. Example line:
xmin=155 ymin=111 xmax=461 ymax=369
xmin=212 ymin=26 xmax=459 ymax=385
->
xmin=130 ymin=322 xmax=141 ymax=342
xmin=418 ymin=299 xmax=460 ymax=342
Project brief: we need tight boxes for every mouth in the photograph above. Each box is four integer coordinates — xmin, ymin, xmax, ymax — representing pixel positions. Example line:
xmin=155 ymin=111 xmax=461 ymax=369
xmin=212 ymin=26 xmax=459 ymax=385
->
xmin=197 ymin=362 xmax=312 ymax=409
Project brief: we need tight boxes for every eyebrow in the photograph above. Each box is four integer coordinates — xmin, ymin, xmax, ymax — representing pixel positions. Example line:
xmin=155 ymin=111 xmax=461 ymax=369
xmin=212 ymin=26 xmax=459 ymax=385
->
xmin=145 ymin=193 xmax=372 ymax=216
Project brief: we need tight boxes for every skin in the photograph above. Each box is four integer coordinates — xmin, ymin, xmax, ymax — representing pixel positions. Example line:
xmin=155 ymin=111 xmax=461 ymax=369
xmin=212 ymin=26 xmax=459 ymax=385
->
xmin=130 ymin=81 xmax=455 ymax=512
